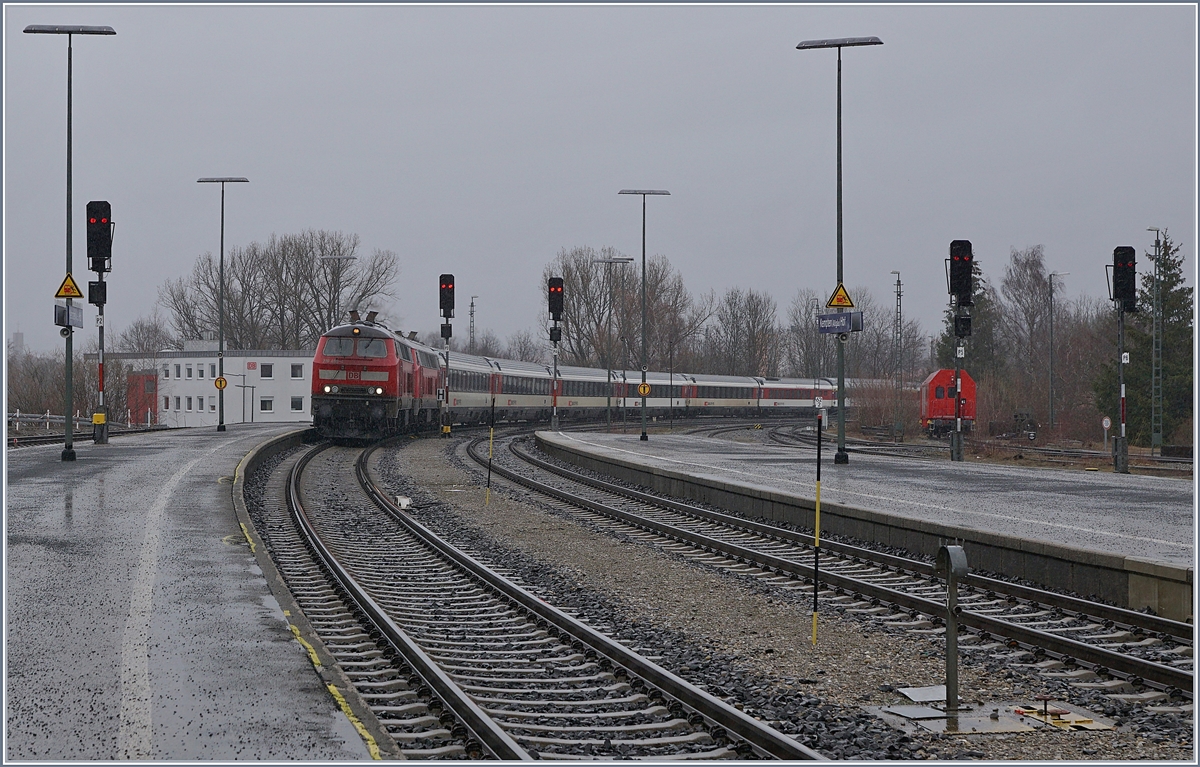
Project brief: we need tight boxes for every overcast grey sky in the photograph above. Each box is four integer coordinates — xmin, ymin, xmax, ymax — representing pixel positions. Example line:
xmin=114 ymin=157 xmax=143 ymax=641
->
xmin=4 ymin=3 xmax=1196 ymax=355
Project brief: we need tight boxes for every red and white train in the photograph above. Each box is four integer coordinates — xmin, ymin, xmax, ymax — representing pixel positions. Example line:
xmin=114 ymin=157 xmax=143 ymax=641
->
xmin=310 ymin=316 xmax=840 ymax=440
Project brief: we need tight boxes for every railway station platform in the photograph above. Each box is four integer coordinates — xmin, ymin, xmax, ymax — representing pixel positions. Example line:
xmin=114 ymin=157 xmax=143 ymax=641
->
xmin=536 ymin=430 xmax=1195 ymax=623
xmin=4 ymin=425 xmax=372 ymax=760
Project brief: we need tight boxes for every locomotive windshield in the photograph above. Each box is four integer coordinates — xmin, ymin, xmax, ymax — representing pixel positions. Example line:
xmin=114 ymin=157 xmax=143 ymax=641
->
xmin=323 ymin=337 xmax=355 ymax=357
xmin=357 ymin=337 xmax=389 ymax=358
xmin=322 ymin=335 xmax=390 ymax=358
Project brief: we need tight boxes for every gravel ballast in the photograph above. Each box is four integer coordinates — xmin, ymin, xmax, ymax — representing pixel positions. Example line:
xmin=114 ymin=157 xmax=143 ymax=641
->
xmin=370 ymin=433 xmax=1192 ymax=761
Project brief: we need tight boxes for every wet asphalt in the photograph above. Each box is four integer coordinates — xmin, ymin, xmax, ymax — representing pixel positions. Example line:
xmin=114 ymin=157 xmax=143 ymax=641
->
xmin=4 ymin=424 xmax=370 ymax=760
xmin=541 ymin=431 xmax=1195 ymax=568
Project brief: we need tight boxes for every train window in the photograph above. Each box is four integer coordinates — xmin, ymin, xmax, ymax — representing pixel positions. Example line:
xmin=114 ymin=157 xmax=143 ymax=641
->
xmin=357 ymin=338 xmax=389 ymax=358
xmin=323 ymin=337 xmax=355 ymax=357
xmin=935 ymin=386 xmax=945 ymax=399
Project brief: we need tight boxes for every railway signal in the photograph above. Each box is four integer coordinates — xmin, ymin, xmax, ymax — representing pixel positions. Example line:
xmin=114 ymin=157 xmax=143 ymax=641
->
xmin=949 ymin=240 xmax=973 ymax=306
xmin=1113 ymin=246 xmax=1138 ymax=313
xmin=439 ymin=274 xmax=455 ymax=318
xmin=86 ymin=200 xmax=112 ymax=273
xmin=548 ymin=277 xmax=564 ymax=321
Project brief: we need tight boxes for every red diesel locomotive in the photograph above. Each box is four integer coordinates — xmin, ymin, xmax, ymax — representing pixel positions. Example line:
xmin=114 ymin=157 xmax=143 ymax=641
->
xmin=919 ymin=368 xmax=976 ymax=438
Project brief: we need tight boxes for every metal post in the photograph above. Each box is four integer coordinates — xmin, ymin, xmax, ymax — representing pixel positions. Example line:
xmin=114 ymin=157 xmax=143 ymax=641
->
xmin=1115 ymin=308 xmax=1129 ymax=473
xmin=640 ymin=194 xmax=648 ymax=441
xmin=892 ymin=270 xmax=902 ymax=442
xmin=1049 ymin=274 xmax=1054 ymax=431
xmin=937 ymin=545 xmax=968 ymax=719
xmin=811 ymin=412 xmax=823 ymax=645
xmin=551 ymin=322 xmax=559 ymax=431
xmin=833 ymin=46 xmax=848 ymax=464
xmin=64 ymin=35 xmax=76 ymax=460
xmin=469 ymin=296 xmax=477 ymax=355
xmin=443 ymin=338 xmax=451 ymax=435
xmin=94 ymin=268 xmax=108 ymax=443
xmin=951 ymin=324 xmax=964 ymax=462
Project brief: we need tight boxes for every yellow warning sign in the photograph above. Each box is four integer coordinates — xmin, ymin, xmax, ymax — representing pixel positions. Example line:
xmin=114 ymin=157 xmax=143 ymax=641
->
xmin=826 ymin=283 xmax=855 ymax=308
xmin=637 ymin=382 xmax=651 ymax=397
xmin=55 ymin=273 xmax=84 ymax=299
xmin=214 ymin=376 xmax=228 ymax=390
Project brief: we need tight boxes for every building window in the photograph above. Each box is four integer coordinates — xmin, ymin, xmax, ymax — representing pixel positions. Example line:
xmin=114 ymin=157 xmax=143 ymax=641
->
xmin=210 ymin=363 xmax=217 ymax=377
xmin=174 ymin=397 xmax=181 ymax=411
xmin=144 ymin=379 xmax=155 ymax=394
xmin=163 ymin=396 xmax=170 ymax=411
xmin=175 ymin=364 xmax=181 ymax=379
xmin=186 ymin=365 xmax=193 ymax=379
xmin=198 ymin=366 xmax=205 ymax=379
xmin=291 ymin=396 xmax=304 ymax=411
xmin=260 ymin=398 xmax=274 ymax=413
xmin=260 ymin=363 xmax=274 ymax=379
xmin=186 ymin=397 xmax=193 ymax=411
xmin=210 ymin=401 xmax=216 ymax=412
xmin=291 ymin=363 xmax=303 ymax=379
xmin=197 ymin=396 xmax=204 ymax=411
xmin=162 ymin=365 xmax=169 ymax=379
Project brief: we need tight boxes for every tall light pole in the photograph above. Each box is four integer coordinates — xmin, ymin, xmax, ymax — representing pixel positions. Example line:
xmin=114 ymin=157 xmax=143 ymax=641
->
xmin=25 ymin=23 xmax=116 ymax=461
xmin=1048 ymin=272 xmax=1068 ymax=433
xmin=1146 ymin=228 xmax=1164 ymax=456
xmin=593 ymin=256 xmax=634 ymax=430
xmin=797 ymin=35 xmax=882 ymax=464
xmin=197 ymin=177 xmax=249 ymax=432
xmin=891 ymin=270 xmax=902 ymax=442
xmin=618 ymin=189 xmax=670 ymax=441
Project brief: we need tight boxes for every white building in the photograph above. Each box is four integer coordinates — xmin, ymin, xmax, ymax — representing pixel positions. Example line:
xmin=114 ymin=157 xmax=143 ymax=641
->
xmin=102 ymin=340 xmax=316 ymax=428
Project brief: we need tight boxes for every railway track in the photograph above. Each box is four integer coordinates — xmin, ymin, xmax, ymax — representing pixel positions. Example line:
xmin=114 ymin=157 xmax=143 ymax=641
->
xmin=466 ymin=434 xmax=1193 ymax=703
xmin=251 ymin=438 xmax=823 ymax=759
xmin=7 ymin=426 xmax=162 ymax=448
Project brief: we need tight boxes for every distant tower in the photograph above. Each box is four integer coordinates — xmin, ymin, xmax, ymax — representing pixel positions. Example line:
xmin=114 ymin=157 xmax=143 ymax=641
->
xmin=469 ymin=296 xmax=478 ymax=354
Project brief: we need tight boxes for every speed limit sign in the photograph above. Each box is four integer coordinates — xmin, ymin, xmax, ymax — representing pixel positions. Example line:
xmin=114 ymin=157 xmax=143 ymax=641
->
xmin=1102 ymin=416 xmax=1112 ymax=430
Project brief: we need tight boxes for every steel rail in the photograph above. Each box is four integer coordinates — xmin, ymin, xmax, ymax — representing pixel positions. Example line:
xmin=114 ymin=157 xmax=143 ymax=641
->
xmin=508 ymin=438 xmax=1193 ymax=644
xmin=289 ymin=441 xmax=534 ymax=761
xmin=477 ymin=438 xmax=1192 ymax=692
xmin=357 ymin=442 xmax=825 ymax=761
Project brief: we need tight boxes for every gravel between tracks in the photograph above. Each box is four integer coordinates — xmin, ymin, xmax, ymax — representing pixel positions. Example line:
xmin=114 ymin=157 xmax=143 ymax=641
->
xmin=371 ymin=434 xmax=1192 ymax=761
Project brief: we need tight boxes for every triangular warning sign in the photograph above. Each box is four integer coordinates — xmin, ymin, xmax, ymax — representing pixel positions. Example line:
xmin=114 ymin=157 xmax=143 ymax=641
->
xmin=826 ymin=283 xmax=855 ymax=308
xmin=55 ymin=273 xmax=84 ymax=299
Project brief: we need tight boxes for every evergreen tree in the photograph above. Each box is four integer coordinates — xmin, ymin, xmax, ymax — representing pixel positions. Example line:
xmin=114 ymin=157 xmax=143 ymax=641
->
xmin=1092 ymin=231 xmax=1193 ymax=446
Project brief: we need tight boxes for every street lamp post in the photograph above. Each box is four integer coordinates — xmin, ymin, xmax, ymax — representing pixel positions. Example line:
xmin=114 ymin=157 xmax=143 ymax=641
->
xmin=197 ymin=177 xmax=249 ymax=432
xmin=593 ymin=256 xmax=634 ymax=430
xmin=797 ymin=35 xmax=882 ymax=465
xmin=618 ymin=189 xmax=670 ymax=441
xmin=25 ymin=23 xmax=116 ymax=462
xmin=1048 ymin=272 xmax=1069 ymax=433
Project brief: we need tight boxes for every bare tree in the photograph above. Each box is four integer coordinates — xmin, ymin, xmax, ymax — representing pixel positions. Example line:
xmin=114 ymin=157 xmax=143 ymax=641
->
xmin=1001 ymin=245 xmax=1051 ymax=419
xmin=157 ymin=230 xmax=400 ymax=350
xmin=705 ymin=288 xmax=779 ymax=376
xmin=504 ymin=329 xmax=546 ymax=363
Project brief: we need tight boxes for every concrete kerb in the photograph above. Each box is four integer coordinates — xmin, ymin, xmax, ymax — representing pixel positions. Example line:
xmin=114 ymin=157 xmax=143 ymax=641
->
xmin=233 ymin=428 xmax=403 ymax=760
xmin=536 ymin=432 xmax=1193 ymax=622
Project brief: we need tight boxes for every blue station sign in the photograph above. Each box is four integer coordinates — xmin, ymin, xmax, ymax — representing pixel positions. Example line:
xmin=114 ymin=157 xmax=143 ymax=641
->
xmin=818 ymin=311 xmax=863 ymax=334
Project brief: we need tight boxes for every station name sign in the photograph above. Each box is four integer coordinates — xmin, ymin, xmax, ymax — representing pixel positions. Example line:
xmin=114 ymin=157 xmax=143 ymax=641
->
xmin=818 ymin=311 xmax=863 ymax=334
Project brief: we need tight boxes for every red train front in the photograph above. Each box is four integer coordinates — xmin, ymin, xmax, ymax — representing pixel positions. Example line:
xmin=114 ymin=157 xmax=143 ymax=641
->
xmin=919 ymin=369 xmax=976 ymax=438
xmin=311 ymin=321 xmax=411 ymax=439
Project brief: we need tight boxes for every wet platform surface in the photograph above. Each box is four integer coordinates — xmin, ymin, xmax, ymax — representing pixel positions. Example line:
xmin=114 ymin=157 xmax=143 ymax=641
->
xmin=5 ymin=424 xmax=370 ymax=760
xmin=541 ymin=430 xmax=1195 ymax=568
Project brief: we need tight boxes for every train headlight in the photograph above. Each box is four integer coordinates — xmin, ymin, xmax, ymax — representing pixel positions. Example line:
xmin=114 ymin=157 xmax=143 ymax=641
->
xmin=323 ymin=385 xmax=332 ymax=393
xmin=374 ymin=387 xmax=384 ymax=395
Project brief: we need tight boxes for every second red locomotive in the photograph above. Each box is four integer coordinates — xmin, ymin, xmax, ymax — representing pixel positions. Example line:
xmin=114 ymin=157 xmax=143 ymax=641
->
xmin=919 ymin=368 xmax=976 ymax=438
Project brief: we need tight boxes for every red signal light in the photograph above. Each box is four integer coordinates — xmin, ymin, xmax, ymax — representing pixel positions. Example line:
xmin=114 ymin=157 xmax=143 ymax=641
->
xmin=89 ymin=217 xmax=97 ymax=224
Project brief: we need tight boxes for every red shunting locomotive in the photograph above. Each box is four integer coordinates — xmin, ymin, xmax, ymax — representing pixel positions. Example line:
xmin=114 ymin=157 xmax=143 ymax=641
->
xmin=919 ymin=368 xmax=976 ymax=438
